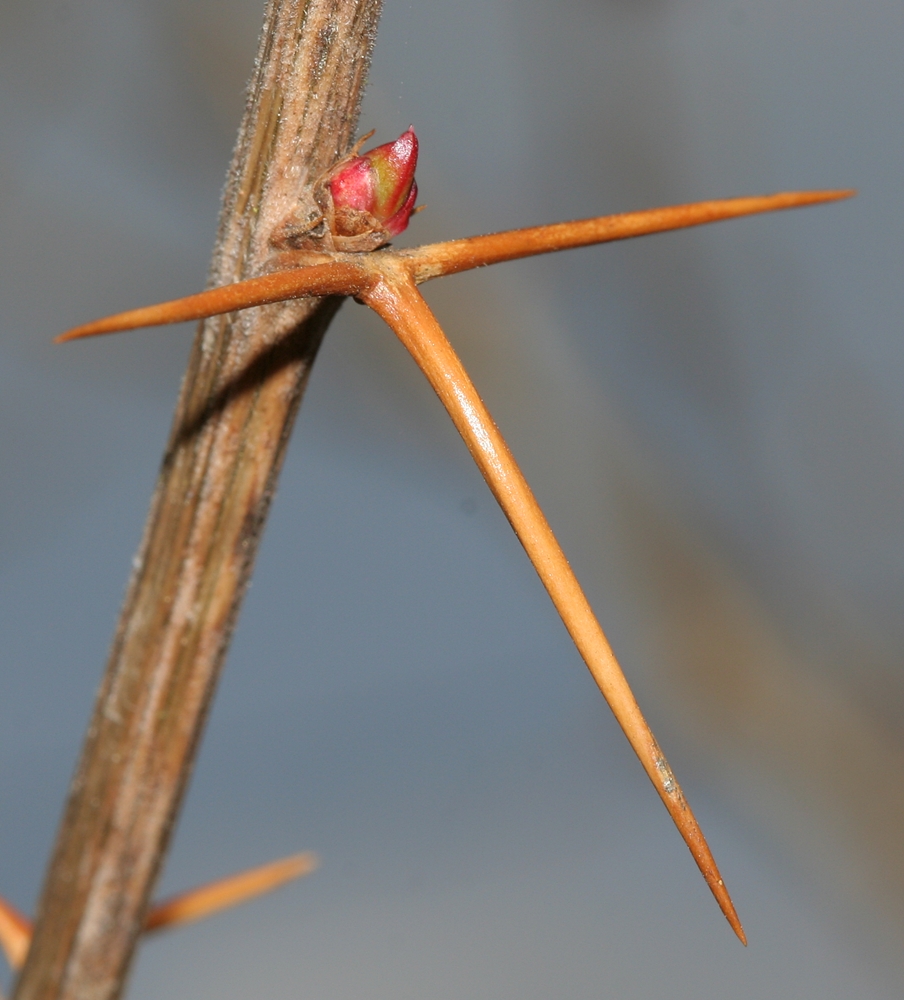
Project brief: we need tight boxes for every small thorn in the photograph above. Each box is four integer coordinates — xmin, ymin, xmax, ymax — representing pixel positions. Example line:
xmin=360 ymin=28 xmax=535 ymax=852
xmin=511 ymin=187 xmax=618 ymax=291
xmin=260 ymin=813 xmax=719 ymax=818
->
xmin=144 ymin=851 xmax=318 ymax=933
xmin=0 ymin=894 xmax=33 ymax=970
xmin=0 ymin=853 xmax=317 ymax=969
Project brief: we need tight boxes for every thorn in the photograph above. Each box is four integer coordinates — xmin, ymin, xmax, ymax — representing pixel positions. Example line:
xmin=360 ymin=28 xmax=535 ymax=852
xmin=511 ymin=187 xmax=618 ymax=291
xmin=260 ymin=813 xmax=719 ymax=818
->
xmin=407 ymin=189 xmax=855 ymax=281
xmin=648 ymin=746 xmax=746 ymax=944
xmin=49 ymin=185 xmax=851 ymax=947
xmin=144 ymin=851 xmax=319 ymax=933
xmin=56 ymin=190 xmax=852 ymax=344
xmin=0 ymin=894 xmax=32 ymax=970
xmin=0 ymin=852 xmax=318 ymax=969
xmin=55 ymin=260 xmax=365 ymax=342
xmin=363 ymin=272 xmax=746 ymax=942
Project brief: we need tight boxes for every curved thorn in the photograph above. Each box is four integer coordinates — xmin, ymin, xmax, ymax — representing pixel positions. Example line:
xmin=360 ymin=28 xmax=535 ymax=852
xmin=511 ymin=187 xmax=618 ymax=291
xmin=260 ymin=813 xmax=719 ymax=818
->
xmin=56 ymin=261 xmax=366 ymax=343
xmin=404 ymin=189 xmax=855 ymax=282
xmin=144 ymin=851 xmax=319 ymax=933
xmin=362 ymin=270 xmax=746 ymax=944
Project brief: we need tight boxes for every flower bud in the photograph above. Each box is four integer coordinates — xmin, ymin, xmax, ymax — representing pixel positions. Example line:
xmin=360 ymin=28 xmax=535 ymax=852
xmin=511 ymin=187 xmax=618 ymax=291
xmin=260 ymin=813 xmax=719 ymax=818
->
xmin=327 ymin=128 xmax=419 ymax=243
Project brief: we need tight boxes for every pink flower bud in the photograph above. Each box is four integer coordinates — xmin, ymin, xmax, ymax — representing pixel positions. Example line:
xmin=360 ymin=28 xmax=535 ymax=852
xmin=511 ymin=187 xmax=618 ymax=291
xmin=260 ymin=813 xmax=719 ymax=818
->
xmin=327 ymin=128 xmax=419 ymax=243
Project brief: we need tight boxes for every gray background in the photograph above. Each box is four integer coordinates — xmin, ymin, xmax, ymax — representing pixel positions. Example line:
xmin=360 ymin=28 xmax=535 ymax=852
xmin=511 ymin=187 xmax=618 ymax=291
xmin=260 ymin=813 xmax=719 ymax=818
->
xmin=1 ymin=0 xmax=902 ymax=997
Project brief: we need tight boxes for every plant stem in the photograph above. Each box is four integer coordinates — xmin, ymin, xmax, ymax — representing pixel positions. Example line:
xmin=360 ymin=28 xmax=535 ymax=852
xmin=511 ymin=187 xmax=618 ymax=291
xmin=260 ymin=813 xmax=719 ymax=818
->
xmin=12 ymin=2 xmax=381 ymax=998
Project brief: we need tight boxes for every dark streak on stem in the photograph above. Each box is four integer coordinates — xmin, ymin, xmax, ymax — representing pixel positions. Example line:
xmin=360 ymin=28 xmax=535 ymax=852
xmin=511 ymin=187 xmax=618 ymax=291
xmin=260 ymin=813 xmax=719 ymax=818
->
xmin=12 ymin=3 xmax=382 ymax=1000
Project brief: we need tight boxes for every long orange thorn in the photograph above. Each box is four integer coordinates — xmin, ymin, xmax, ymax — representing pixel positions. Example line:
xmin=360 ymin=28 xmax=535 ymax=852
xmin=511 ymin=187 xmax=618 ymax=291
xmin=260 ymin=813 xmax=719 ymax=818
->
xmin=57 ymin=191 xmax=853 ymax=344
xmin=55 ymin=187 xmax=855 ymax=943
xmin=364 ymin=268 xmax=745 ymax=940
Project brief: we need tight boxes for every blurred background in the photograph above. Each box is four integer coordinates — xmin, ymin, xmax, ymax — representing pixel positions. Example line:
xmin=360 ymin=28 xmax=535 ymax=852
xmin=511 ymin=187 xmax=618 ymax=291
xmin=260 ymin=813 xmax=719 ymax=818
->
xmin=0 ymin=0 xmax=902 ymax=996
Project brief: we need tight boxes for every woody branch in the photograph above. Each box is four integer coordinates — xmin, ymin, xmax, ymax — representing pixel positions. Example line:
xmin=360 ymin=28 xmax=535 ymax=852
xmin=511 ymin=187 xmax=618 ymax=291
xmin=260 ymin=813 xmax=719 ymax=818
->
xmin=12 ymin=3 xmax=383 ymax=1000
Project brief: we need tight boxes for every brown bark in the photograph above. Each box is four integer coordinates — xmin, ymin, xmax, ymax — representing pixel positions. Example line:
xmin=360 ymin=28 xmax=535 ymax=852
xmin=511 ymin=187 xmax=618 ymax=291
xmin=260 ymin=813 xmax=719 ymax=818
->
xmin=12 ymin=2 xmax=382 ymax=998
